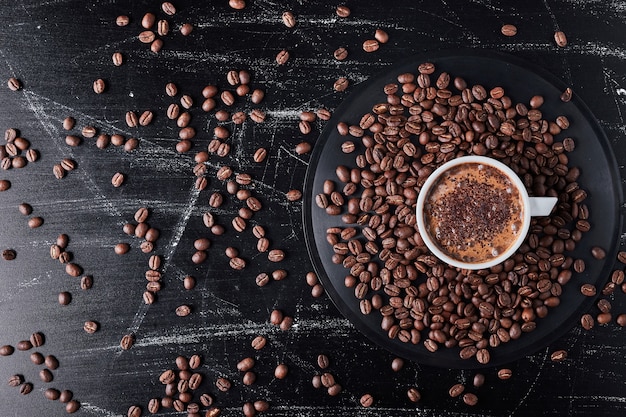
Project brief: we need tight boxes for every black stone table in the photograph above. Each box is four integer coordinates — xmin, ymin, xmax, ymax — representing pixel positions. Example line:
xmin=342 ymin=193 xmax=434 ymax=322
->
xmin=0 ymin=1 xmax=625 ymax=416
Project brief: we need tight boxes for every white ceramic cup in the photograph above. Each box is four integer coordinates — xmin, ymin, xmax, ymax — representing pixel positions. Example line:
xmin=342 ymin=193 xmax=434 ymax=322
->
xmin=416 ymin=155 xmax=558 ymax=270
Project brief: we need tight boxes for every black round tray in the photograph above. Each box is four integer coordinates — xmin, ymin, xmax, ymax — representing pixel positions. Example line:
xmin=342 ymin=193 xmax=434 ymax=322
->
xmin=303 ymin=49 xmax=623 ymax=369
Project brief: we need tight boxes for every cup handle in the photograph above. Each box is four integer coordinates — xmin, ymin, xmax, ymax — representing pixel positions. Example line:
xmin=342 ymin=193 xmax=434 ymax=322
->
xmin=528 ymin=197 xmax=558 ymax=217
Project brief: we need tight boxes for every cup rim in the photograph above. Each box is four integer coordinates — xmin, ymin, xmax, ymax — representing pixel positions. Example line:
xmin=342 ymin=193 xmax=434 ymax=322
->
xmin=416 ymin=155 xmax=531 ymax=270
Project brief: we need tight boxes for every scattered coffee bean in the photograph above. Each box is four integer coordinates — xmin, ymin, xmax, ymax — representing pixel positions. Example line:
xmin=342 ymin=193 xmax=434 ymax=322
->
xmin=362 ymin=39 xmax=379 ymax=52
xmin=0 ymin=345 xmax=14 ymax=356
xmin=45 ymin=354 xmax=60 ymax=370
xmin=560 ymin=87 xmax=573 ymax=102
xmin=120 ymin=334 xmax=135 ymax=350
xmin=8 ymin=374 xmax=23 ymax=387
xmin=112 ymin=172 xmax=125 ymax=187
xmin=176 ymin=305 xmax=191 ymax=317
xmin=253 ymin=147 xmax=267 ymax=163
xmin=554 ymin=30 xmax=568 ymax=47
xmin=501 ymin=24 xmax=517 ymax=36
xmin=80 ymin=275 xmax=93 ymax=290
xmin=39 ymin=368 xmax=53 ymax=382
xmin=275 ymin=363 xmax=289 ymax=379
xmin=114 ymin=243 xmax=130 ymax=255
xmin=83 ymin=320 xmax=99 ymax=334
xmin=581 ymin=313 xmax=595 ymax=330
xmin=20 ymin=382 xmax=33 ymax=395
xmin=407 ymin=387 xmax=421 ymax=402
xmin=18 ymin=202 xmax=33 ymax=215
xmin=93 ymin=78 xmax=106 ymax=94
xmin=112 ymin=52 xmax=124 ymax=66
xmin=449 ymin=383 xmax=465 ymax=397
xmin=333 ymin=77 xmax=349 ymax=91
xmin=282 ymin=11 xmax=296 ymax=27
xmin=276 ymin=49 xmax=290 ymax=65
xmin=30 ymin=351 xmax=44 ymax=364
xmin=58 ymin=291 xmax=72 ymax=305
xmin=0 ymin=179 xmax=11 ymax=191
xmin=66 ymin=400 xmax=81 ymax=413
xmin=360 ymin=393 xmax=374 ymax=407
xmin=336 ymin=5 xmax=350 ymax=17
xmin=16 ymin=340 xmax=33 ymax=350
xmin=45 ymin=388 xmax=61 ymax=400
xmin=251 ymin=335 xmax=267 ymax=350
xmin=2 ymin=249 xmax=16 ymax=260
xmin=7 ymin=77 xmax=22 ymax=91
xmin=216 ymin=377 xmax=231 ymax=392
xmin=59 ymin=389 xmax=73 ymax=403
xmin=30 ymin=331 xmax=45 ymax=347
xmin=333 ymin=47 xmax=348 ymax=61
xmin=463 ymin=392 xmax=478 ymax=406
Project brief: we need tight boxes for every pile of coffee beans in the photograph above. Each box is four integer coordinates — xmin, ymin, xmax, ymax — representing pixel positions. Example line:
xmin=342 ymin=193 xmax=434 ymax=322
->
xmin=315 ymin=61 xmax=594 ymax=364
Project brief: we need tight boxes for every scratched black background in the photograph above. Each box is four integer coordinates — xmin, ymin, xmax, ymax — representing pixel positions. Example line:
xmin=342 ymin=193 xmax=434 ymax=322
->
xmin=0 ymin=1 xmax=625 ymax=416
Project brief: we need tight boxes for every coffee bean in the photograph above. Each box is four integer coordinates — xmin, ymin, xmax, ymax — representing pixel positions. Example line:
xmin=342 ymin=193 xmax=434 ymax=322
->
xmin=39 ymin=368 xmax=53 ymax=382
xmin=237 ymin=357 xmax=255 ymax=372
xmin=176 ymin=305 xmax=191 ymax=317
xmin=114 ymin=243 xmax=130 ymax=255
xmin=112 ymin=52 xmax=124 ymax=66
xmin=189 ymin=373 xmax=202 ymax=390
xmin=2 ymin=248 xmax=16 ymax=260
xmin=251 ymin=335 xmax=267 ymax=350
xmin=362 ymin=39 xmax=379 ymax=52
xmin=281 ymin=10 xmax=296 ymax=27
xmin=45 ymin=388 xmax=60 ymax=400
xmin=591 ymin=246 xmax=606 ymax=260
xmin=45 ymin=354 xmax=59 ymax=370
xmin=0 ymin=179 xmax=11 ymax=191
xmin=59 ymin=389 xmax=73 ymax=403
xmin=497 ymin=368 xmax=513 ymax=380
xmin=407 ymin=387 xmax=421 ymax=402
xmin=58 ymin=291 xmax=72 ymax=305
xmin=80 ymin=275 xmax=93 ymax=290
xmin=216 ymin=377 xmax=231 ymax=392
xmin=560 ymin=87 xmax=573 ymax=102
xmin=449 ymin=383 xmax=465 ymax=397
xmin=333 ymin=77 xmax=349 ymax=92
xmin=463 ymin=393 xmax=478 ymax=406
xmin=360 ymin=393 xmax=374 ymax=407
xmin=581 ymin=313 xmax=594 ymax=330
xmin=374 ymin=28 xmax=389 ymax=43
xmin=333 ymin=47 xmax=348 ymax=61
xmin=328 ymin=383 xmax=342 ymax=396
xmin=0 ymin=345 xmax=14 ymax=356
xmin=30 ymin=351 xmax=44 ymax=364
xmin=111 ymin=172 xmax=125 ymax=187
xmin=295 ymin=141 xmax=312 ymax=155
xmin=20 ymin=382 xmax=33 ymax=395
xmin=276 ymin=50 xmax=289 ymax=65
xmin=7 ymin=77 xmax=22 ymax=91
xmin=253 ymin=147 xmax=267 ymax=163
xmin=120 ymin=334 xmax=135 ymax=350
xmin=66 ymin=400 xmax=81 ymax=413
xmin=336 ymin=5 xmax=351 ymax=17
xmin=268 ymin=249 xmax=285 ymax=262
xmin=580 ymin=283 xmax=596 ymax=297
xmin=229 ymin=257 xmax=246 ymax=270
xmin=84 ymin=320 xmax=98 ymax=333
xmin=17 ymin=340 xmax=33 ymax=350
xmin=30 ymin=332 xmax=45 ymax=347
xmin=93 ymin=79 xmax=106 ymax=94
xmin=8 ymin=374 xmax=23 ymax=387
xmin=554 ymin=30 xmax=568 ymax=47
xmin=18 ymin=202 xmax=33 ymax=215
xmin=66 ymin=263 xmax=82 ymax=277
xmin=501 ymin=24 xmax=517 ymax=36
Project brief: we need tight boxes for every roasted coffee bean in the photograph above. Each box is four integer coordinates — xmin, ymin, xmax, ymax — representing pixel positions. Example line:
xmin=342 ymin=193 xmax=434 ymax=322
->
xmin=497 ymin=368 xmax=512 ymax=380
xmin=0 ymin=179 xmax=11 ymax=191
xmin=111 ymin=172 xmax=125 ymax=187
xmin=30 ymin=351 xmax=44 ymax=364
xmin=45 ymin=388 xmax=61 ymax=400
xmin=501 ymin=24 xmax=517 ymax=36
xmin=407 ymin=387 xmax=421 ymax=402
xmin=391 ymin=357 xmax=404 ymax=372
xmin=16 ymin=340 xmax=32 ymax=351
xmin=554 ymin=30 xmax=568 ymax=47
xmin=66 ymin=263 xmax=82 ymax=277
xmin=8 ymin=374 xmax=23 ymax=387
xmin=276 ymin=49 xmax=290 ymax=65
xmin=560 ymin=87 xmax=573 ymax=102
xmin=580 ymin=283 xmax=596 ymax=297
xmin=114 ymin=243 xmax=130 ymax=255
xmin=84 ymin=320 xmax=99 ymax=333
xmin=336 ymin=5 xmax=351 ymax=17
xmin=30 ymin=332 xmax=44 ymax=347
xmin=53 ymin=164 xmax=66 ymax=179
xmin=591 ymin=246 xmax=606 ymax=260
xmin=189 ymin=372 xmax=202 ymax=390
xmin=58 ymin=291 xmax=72 ymax=305
xmin=286 ymin=189 xmax=302 ymax=201
xmin=39 ymin=368 xmax=53 ymax=382
xmin=216 ymin=377 xmax=231 ymax=392
xmin=120 ymin=334 xmax=135 ymax=350
xmin=328 ymin=384 xmax=342 ymax=396
xmin=7 ymin=77 xmax=22 ymax=91
xmin=295 ymin=141 xmax=312 ymax=154
xmin=449 ymin=383 xmax=465 ymax=398
xmin=550 ymin=349 xmax=567 ymax=362
xmin=65 ymin=399 xmax=80 ymax=413
xmin=230 ymin=257 xmax=246 ymax=270
xmin=334 ymin=77 xmax=349 ymax=91
xmin=333 ymin=47 xmax=348 ymax=61
xmin=93 ymin=78 xmax=106 ymax=94
xmin=127 ymin=405 xmax=142 ymax=417
xmin=28 ymin=214 xmax=43 ymax=229
xmin=360 ymin=393 xmax=374 ymax=407
xmin=268 ymin=249 xmax=285 ymax=262
xmin=176 ymin=305 xmax=191 ymax=317
xmin=463 ymin=393 xmax=478 ymax=406
xmin=581 ymin=313 xmax=594 ymax=330
xmin=18 ymin=202 xmax=33 ymax=215
xmin=252 ymin=335 xmax=267 ymax=350
xmin=80 ymin=275 xmax=93 ymax=290
xmin=0 ymin=345 xmax=14 ymax=356
xmin=237 ymin=357 xmax=255 ymax=372
xmin=2 ymin=248 xmax=16 ymax=260
xmin=44 ymin=354 xmax=59 ymax=370
xmin=20 ymin=382 xmax=33 ymax=395
xmin=317 ymin=354 xmax=330 ymax=369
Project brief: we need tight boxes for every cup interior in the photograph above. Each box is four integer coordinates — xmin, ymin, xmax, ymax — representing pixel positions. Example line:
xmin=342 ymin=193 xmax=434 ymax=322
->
xmin=416 ymin=156 xmax=531 ymax=270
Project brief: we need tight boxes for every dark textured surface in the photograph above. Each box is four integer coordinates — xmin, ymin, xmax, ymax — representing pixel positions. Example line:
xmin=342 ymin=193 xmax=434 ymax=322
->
xmin=0 ymin=1 xmax=625 ymax=416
